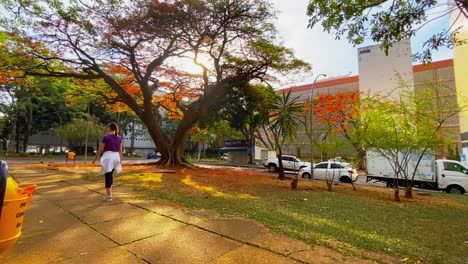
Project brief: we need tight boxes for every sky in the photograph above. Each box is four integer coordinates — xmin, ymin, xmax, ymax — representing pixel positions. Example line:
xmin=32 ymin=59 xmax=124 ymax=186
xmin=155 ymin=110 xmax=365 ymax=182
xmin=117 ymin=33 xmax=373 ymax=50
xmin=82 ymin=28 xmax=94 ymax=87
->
xmin=270 ymin=0 xmax=454 ymax=86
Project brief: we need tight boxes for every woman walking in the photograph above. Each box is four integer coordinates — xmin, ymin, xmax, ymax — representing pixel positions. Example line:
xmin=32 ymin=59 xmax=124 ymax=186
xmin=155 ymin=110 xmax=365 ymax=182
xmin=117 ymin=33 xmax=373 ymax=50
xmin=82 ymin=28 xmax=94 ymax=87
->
xmin=93 ymin=122 xmax=123 ymax=201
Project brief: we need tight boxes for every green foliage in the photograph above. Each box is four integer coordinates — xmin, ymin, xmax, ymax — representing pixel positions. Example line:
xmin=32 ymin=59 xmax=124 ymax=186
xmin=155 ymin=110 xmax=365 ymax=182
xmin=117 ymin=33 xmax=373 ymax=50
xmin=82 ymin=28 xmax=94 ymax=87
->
xmin=210 ymin=83 xmax=275 ymax=140
xmin=191 ymin=119 xmax=243 ymax=149
xmin=268 ymin=91 xmax=303 ymax=146
xmin=53 ymin=117 xmax=107 ymax=145
xmin=307 ymin=0 xmax=467 ymax=62
xmin=360 ymin=79 xmax=463 ymax=198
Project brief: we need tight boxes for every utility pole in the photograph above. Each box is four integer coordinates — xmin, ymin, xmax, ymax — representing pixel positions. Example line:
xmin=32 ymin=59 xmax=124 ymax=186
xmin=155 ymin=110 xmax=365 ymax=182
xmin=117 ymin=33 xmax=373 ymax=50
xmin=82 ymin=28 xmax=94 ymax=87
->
xmin=309 ymin=73 xmax=327 ymax=179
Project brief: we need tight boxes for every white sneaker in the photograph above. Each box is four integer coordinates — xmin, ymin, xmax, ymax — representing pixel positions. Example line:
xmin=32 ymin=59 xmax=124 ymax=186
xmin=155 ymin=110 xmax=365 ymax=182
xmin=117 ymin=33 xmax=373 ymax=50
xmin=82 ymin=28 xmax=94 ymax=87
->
xmin=104 ymin=196 xmax=113 ymax=201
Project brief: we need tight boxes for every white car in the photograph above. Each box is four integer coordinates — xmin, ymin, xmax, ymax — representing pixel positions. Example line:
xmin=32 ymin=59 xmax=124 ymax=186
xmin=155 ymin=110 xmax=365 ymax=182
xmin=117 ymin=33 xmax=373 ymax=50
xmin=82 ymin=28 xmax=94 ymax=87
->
xmin=263 ymin=155 xmax=311 ymax=172
xmin=299 ymin=161 xmax=358 ymax=183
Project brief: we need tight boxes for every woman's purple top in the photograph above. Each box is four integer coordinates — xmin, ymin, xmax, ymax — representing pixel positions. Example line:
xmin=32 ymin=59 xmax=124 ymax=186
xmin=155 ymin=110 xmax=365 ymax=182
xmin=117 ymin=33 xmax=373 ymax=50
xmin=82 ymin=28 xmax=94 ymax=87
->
xmin=102 ymin=134 xmax=122 ymax=152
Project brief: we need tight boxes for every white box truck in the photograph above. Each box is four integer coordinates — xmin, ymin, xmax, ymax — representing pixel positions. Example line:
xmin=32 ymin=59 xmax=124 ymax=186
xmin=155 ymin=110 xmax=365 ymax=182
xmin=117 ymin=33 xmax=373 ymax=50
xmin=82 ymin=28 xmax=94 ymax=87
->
xmin=366 ymin=151 xmax=468 ymax=194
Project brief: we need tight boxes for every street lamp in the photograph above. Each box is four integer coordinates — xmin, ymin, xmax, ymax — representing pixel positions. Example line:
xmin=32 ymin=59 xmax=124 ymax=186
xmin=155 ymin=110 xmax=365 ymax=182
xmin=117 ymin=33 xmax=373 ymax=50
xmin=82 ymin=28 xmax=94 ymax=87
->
xmin=309 ymin=73 xmax=327 ymax=179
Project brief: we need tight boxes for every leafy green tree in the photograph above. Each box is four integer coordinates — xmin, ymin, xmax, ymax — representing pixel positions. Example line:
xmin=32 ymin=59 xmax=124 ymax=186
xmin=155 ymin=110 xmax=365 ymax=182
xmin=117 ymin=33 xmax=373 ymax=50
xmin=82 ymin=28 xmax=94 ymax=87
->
xmin=190 ymin=119 xmax=243 ymax=160
xmin=209 ymin=83 xmax=276 ymax=164
xmin=307 ymin=0 xmax=467 ymax=61
xmin=1 ymin=0 xmax=309 ymax=166
xmin=361 ymin=80 xmax=466 ymax=200
xmin=53 ymin=117 xmax=107 ymax=154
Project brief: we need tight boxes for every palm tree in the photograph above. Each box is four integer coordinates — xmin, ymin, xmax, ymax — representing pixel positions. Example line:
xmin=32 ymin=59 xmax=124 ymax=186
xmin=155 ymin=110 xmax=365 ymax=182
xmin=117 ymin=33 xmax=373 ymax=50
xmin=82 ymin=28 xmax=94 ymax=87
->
xmin=268 ymin=91 xmax=303 ymax=183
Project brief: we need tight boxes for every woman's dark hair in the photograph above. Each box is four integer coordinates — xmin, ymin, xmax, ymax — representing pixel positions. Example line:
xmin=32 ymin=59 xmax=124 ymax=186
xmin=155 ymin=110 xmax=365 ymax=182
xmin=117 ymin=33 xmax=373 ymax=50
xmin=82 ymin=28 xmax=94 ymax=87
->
xmin=109 ymin=122 xmax=119 ymax=136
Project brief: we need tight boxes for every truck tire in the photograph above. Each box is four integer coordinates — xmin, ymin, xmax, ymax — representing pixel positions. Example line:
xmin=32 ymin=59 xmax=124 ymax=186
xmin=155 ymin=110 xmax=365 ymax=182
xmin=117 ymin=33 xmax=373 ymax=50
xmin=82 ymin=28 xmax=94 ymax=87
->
xmin=446 ymin=185 xmax=465 ymax=195
xmin=339 ymin=176 xmax=352 ymax=183
xmin=267 ymin=164 xmax=277 ymax=172
xmin=302 ymin=172 xmax=311 ymax=179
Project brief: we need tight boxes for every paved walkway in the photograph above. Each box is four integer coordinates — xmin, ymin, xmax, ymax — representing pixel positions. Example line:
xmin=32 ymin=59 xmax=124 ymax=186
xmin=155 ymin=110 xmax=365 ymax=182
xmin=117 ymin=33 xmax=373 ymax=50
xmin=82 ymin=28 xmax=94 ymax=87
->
xmin=0 ymin=164 xmax=386 ymax=264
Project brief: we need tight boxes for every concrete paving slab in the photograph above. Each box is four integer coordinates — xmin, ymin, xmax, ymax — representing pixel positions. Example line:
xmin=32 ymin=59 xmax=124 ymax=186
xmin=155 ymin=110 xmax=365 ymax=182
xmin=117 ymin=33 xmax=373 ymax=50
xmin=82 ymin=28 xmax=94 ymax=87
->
xmin=92 ymin=212 xmax=186 ymax=245
xmin=37 ymin=184 xmax=103 ymax=201
xmin=80 ymin=202 xmax=149 ymax=224
xmin=0 ymin=225 xmax=116 ymax=264
xmin=209 ymin=245 xmax=298 ymax=264
xmin=107 ymin=185 xmax=141 ymax=203
xmin=9 ymin=167 xmax=55 ymax=177
xmin=249 ymin=232 xmax=312 ymax=256
xmin=126 ymin=225 xmax=241 ymax=264
xmin=56 ymin=246 xmax=145 ymax=264
xmin=129 ymin=200 xmax=208 ymax=225
xmin=184 ymin=209 xmax=220 ymax=219
xmin=130 ymin=200 xmax=186 ymax=216
xmin=55 ymin=196 xmax=121 ymax=215
xmin=21 ymin=198 xmax=82 ymax=238
xmin=14 ymin=176 xmax=63 ymax=186
xmin=197 ymin=217 xmax=269 ymax=242
xmin=289 ymin=246 xmax=377 ymax=264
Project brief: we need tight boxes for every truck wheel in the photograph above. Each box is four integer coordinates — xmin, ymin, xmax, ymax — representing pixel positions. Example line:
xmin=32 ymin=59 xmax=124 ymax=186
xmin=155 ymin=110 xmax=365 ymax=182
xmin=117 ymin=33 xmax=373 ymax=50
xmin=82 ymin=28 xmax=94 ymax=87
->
xmin=267 ymin=164 xmax=277 ymax=172
xmin=302 ymin=172 xmax=311 ymax=179
xmin=446 ymin=186 xmax=465 ymax=195
xmin=339 ymin=176 xmax=351 ymax=183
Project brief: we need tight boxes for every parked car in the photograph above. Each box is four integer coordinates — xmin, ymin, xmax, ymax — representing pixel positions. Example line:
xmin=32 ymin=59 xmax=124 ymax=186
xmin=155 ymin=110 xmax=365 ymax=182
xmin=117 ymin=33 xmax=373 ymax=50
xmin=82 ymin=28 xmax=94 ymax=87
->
xmin=299 ymin=161 xmax=358 ymax=183
xmin=147 ymin=151 xmax=161 ymax=159
xmin=220 ymin=153 xmax=229 ymax=160
xmin=263 ymin=155 xmax=311 ymax=172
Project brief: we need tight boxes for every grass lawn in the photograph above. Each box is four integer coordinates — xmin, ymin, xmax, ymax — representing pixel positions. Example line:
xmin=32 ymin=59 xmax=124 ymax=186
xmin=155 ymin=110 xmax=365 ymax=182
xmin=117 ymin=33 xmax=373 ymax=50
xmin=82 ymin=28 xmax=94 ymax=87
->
xmin=77 ymin=164 xmax=467 ymax=264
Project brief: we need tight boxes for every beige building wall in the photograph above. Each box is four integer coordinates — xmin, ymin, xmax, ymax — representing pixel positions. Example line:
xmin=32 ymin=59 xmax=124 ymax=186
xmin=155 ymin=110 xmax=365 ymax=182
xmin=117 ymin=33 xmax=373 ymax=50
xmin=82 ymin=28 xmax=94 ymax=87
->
xmin=413 ymin=60 xmax=461 ymax=158
xmin=358 ymin=40 xmax=414 ymax=100
xmin=451 ymin=5 xmax=468 ymax=165
xmin=276 ymin=60 xmax=461 ymax=161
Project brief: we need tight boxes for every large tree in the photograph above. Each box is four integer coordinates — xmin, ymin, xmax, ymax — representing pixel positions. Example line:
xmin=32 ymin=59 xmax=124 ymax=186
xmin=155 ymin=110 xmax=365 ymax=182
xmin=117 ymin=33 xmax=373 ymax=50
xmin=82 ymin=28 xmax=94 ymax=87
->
xmin=0 ymin=0 xmax=308 ymax=166
xmin=307 ymin=0 xmax=468 ymax=61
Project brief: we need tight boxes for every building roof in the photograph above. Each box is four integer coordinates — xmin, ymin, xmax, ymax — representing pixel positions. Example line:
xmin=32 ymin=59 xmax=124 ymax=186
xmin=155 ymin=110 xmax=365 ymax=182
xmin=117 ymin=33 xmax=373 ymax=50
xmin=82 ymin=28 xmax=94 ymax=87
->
xmin=279 ymin=59 xmax=454 ymax=94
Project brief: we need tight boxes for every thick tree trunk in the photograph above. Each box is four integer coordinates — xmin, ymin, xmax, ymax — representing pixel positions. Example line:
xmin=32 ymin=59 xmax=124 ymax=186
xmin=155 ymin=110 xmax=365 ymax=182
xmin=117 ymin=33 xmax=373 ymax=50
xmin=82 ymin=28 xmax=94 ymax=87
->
xmin=326 ymin=179 xmax=333 ymax=192
xmin=356 ymin=148 xmax=366 ymax=170
xmin=404 ymin=180 xmax=413 ymax=199
xmin=291 ymin=178 xmax=298 ymax=189
xmin=142 ymin=109 xmax=194 ymax=167
xmin=135 ymin=79 xmax=246 ymax=167
xmin=394 ymin=188 xmax=401 ymax=202
xmin=277 ymin=150 xmax=286 ymax=180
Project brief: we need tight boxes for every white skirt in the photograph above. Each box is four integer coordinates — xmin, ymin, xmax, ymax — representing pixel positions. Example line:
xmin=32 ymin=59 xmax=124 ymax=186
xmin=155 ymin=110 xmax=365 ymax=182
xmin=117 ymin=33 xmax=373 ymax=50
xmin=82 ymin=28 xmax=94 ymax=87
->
xmin=100 ymin=151 xmax=122 ymax=175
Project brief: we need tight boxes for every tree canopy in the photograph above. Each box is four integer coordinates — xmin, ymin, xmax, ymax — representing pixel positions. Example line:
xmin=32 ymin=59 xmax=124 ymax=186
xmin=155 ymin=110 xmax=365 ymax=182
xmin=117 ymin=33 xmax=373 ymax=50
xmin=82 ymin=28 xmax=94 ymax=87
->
xmin=0 ymin=0 xmax=310 ymax=166
xmin=307 ymin=0 xmax=468 ymax=61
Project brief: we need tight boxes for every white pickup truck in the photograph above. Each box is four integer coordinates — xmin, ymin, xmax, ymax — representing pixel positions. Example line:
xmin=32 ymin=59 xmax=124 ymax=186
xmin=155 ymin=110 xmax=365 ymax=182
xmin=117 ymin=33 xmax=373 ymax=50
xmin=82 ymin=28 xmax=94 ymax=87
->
xmin=263 ymin=155 xmax=311 ymax=172
xmin=366 ymin=152 xmax=468 ymax=194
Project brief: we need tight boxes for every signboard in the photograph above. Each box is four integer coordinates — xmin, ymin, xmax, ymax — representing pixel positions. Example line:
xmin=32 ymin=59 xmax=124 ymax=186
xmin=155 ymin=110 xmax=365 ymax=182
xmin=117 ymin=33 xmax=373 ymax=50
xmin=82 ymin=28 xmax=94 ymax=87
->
xmin=224 ymin=140 xmax=248 ymax=148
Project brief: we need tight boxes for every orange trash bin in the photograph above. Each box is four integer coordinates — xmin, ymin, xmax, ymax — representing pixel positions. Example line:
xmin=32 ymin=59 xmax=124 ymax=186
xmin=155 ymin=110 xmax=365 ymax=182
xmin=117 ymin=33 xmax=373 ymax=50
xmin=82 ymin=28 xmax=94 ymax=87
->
xmin=0 ymin=161 xmax=36 ymax=254
xmin=66 ymin=152 xmax=76 ymax=163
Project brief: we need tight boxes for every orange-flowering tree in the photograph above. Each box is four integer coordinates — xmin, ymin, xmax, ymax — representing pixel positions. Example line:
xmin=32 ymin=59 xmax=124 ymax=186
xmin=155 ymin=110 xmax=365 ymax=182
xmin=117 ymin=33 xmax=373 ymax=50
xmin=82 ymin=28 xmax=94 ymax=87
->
xmin=1 ymin=0 xmax=309 ymax=166
xmin=311 ymin=91 xmax=365 ymax=168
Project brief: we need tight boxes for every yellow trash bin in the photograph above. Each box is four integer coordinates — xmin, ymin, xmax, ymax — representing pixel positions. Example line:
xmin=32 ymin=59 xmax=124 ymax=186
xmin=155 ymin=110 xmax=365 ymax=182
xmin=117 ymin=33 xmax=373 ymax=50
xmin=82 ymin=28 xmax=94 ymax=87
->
xmin=0 ymin=161 xmax=36 ymax=254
